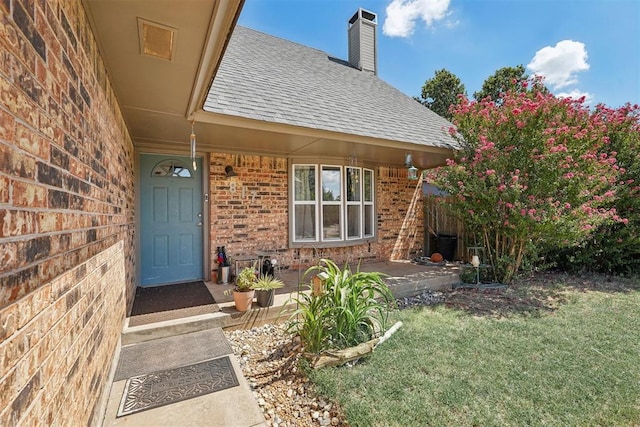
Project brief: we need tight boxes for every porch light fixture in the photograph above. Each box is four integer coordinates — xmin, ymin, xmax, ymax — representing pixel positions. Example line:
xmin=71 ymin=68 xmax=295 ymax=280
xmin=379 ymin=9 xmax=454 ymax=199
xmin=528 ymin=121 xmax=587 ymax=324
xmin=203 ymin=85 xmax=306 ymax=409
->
xmin=190 ymin=120 xmax=197 ymax=171
xmin=225 ymin=165 xmax=237 ymax=177
xmin=405 ymin=153 xmax=418 ymax=180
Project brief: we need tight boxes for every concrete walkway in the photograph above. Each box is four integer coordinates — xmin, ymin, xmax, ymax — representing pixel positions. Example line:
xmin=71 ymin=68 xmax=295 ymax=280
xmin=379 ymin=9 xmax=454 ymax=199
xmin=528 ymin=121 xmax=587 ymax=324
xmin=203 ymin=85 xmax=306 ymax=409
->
xmin=100 ymin=261 xmax=460 ymax=426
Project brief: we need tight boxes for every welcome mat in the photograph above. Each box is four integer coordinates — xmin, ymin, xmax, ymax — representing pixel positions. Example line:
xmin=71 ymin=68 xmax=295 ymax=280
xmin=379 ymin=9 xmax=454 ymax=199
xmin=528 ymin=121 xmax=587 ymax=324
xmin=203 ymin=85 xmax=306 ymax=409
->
xmin=117 ymin=356 xmax=239 ymax=417
xmin=129 ymin=281 xmax=219 ymax=327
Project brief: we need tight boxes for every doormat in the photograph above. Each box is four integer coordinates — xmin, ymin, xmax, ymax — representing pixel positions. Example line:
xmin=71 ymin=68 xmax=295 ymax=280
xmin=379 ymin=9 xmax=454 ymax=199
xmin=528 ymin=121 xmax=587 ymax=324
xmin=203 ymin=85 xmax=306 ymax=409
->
xmin=117 ymin=356 xmax=239 ymax=417
xmin=129 ymin=281 xmax=219 ymax=327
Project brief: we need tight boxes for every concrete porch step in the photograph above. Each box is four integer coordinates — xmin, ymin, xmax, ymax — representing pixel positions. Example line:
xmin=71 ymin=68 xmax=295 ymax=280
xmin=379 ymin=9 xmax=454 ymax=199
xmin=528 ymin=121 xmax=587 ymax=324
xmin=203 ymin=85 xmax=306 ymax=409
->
xmin=121 ymin=293 xmax=297 ymax=346
xmin=122 ymin=262 xmax=460 ymax=346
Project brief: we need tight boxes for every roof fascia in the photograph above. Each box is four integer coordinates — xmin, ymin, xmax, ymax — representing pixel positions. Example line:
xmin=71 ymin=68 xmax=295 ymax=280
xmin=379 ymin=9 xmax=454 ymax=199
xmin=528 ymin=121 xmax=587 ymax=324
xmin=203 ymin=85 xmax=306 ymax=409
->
xmin=186 ymin=0 xmax=245 ymax=119
xmin=192 ymin=110 xmax=455 ymax=155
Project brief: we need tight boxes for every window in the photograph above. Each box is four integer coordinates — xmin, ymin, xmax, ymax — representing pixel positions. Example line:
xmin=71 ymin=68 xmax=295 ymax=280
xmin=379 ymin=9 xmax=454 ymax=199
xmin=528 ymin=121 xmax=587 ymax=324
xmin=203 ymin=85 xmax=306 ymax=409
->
xmin=151 ymin=160 xmax=192 ymax=177
xmin=292 ymin=164 xmax=375 ymax=244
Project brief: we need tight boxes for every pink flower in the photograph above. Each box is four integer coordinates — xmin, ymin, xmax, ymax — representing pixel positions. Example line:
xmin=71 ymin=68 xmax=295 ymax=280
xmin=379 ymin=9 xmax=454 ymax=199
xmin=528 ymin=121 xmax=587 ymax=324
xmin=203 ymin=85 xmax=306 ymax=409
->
xmin=564 ymin=203 xmax=571 ymax=209
xmin=497 ymin=184 xmax=506 ymax=191
xmin=486 ymin=169 xmax=496 ymax=176
xmin=564 ymin=172 xmax=575 ymax=179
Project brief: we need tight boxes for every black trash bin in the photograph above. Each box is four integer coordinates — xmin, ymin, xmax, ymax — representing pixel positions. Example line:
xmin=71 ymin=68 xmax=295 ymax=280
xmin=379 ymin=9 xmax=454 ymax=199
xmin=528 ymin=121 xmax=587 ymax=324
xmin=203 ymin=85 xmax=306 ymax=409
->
xmin=436 ymin=235 xmax=457 ymax=261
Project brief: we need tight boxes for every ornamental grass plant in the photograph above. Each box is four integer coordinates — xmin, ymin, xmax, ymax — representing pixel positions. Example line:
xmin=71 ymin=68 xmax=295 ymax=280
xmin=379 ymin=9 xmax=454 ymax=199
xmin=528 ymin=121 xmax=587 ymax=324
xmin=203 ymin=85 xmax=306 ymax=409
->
xmin=287 ymin=259 xmax=395 ymax=354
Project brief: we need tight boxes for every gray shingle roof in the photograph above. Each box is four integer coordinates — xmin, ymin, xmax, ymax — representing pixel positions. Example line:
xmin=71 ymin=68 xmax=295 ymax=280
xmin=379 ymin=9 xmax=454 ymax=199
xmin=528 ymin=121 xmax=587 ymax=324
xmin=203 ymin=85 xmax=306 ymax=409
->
xmin=204 ymin=26 xmax=458 ymax=149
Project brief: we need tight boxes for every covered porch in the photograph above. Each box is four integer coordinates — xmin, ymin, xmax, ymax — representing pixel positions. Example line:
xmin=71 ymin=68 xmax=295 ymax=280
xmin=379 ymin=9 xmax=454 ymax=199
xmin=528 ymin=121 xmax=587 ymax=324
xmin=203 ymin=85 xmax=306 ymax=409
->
xmin=121 ymin=260 xmax=460 ymax=345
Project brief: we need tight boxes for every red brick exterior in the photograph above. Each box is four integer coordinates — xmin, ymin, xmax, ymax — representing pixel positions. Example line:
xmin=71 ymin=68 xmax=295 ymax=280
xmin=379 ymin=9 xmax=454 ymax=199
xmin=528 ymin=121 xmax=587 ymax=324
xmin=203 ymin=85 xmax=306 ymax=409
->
xmin=1 ymin=0 xmax=428 ymax=423
xmin=0 ymin=1 xmax=135 ymax=425
xmin=209 ymin=153 xmax=424 ymax=274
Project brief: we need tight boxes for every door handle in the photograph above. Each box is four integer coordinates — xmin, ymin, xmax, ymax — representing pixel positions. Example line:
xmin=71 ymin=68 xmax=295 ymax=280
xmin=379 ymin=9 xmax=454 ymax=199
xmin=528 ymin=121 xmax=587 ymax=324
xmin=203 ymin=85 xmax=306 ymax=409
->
xmin=197 ymin=221 xmax=203 ymax=227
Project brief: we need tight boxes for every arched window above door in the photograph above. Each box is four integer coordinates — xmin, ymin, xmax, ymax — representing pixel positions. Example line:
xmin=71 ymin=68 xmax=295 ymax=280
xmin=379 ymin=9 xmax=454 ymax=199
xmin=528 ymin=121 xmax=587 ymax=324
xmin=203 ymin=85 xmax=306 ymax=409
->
xmin=151 ymin=160 xmax=192 ymax=178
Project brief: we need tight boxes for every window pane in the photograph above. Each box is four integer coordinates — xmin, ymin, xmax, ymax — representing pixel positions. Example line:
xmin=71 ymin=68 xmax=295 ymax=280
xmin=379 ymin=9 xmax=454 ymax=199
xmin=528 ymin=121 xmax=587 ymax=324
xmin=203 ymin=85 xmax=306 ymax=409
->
xmin=322 ymin=167 xmax=341 ymax=201
xmin=295 ymin=205 xmax=316 ymax=240
xmin=322 ymin=205 xmax=341 ymax=239
xmin=347 ymin=205 xmax=361 ymax=238
xmin=294 ymin=166 xmax=315 ymax=201
xmin=364 ymin=205 xmax=374 ymax=236
xmin=364 ymin=169 xmax=373 ymax=202
xmin=152 ymin=160 xmax=192 ymax=177
xmin=346 ymin=168 xmax=361 ymax=201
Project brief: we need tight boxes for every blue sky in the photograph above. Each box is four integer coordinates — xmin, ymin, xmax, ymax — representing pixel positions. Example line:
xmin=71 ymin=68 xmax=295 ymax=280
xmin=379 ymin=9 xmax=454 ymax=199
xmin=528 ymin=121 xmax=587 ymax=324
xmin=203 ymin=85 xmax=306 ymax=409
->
xmin=238 ymin=0 xmax=639 ymax=108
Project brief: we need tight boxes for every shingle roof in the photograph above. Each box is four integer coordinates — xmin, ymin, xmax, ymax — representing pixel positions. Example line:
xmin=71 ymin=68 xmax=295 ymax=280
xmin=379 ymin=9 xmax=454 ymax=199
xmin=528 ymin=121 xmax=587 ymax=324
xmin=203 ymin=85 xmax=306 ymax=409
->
xmin=204 ymin=26 xmax=458 ymax=149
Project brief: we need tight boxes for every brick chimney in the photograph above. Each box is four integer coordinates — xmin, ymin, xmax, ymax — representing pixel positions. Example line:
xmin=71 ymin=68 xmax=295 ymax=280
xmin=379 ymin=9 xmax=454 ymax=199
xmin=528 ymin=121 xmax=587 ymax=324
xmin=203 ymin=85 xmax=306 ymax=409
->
xmin=348 ymin=8 xmax=378 ymax=75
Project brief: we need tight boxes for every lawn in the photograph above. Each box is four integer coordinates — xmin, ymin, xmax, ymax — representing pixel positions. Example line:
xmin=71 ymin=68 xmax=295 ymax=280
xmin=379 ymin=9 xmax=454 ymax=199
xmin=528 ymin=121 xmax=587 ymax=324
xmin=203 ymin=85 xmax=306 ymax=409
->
xmin=307 ymin=274 xmax=640 ymax=426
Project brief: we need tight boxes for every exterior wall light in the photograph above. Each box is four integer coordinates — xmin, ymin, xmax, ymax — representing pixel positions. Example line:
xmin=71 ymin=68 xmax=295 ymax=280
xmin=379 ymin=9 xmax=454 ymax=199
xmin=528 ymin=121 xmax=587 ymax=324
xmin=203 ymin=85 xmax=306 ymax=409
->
xmin=405 ymin=153 xmax=418 ymax=180
xmin=407 ymin=165 xmax=418 ymax=180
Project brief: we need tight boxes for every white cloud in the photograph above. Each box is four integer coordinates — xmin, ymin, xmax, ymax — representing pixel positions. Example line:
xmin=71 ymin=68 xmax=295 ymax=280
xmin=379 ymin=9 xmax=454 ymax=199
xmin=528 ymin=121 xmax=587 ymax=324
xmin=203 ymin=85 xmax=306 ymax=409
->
xmin=383 ymin=0 xmax=452 ymax=38
xmin=555 ymin=89 xmax=594 ymax=104
xmin=527 ymin=40 xmax=590 ymax=90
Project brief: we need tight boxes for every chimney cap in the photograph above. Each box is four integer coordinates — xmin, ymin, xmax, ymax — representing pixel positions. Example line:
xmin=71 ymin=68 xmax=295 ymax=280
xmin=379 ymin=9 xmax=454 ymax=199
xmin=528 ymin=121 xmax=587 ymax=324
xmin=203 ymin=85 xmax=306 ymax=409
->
xmin=349 ymin=8 xmax=377 ymax=26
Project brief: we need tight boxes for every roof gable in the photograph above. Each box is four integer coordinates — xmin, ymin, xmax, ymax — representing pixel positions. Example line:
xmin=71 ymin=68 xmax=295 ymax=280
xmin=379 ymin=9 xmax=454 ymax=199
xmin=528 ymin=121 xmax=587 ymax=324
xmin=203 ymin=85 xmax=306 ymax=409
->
xmin=205 ymin=26 xmax=458 ymax=149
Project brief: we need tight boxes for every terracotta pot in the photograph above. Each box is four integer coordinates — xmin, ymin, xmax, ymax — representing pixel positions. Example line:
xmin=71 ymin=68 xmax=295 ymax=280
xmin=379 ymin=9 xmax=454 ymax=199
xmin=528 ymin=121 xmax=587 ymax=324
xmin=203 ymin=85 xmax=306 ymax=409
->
xmin=233 ymin=289 xmax=255 ymax=312
xmin=255 ymin=289 xmax=275 ymax=307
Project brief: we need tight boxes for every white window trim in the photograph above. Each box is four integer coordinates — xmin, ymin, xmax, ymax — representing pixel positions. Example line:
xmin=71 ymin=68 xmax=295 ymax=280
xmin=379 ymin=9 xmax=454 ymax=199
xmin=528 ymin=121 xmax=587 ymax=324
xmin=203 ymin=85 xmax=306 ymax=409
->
xmin=363 ymin=168 xmax=375 ymax=238
xmin=321 ymin=165 xmax=343 ymax=241
xmin=290 ymin=162 xmax=376 ymax=247
xmin=292 ymin=164 xmax=319 ymax=242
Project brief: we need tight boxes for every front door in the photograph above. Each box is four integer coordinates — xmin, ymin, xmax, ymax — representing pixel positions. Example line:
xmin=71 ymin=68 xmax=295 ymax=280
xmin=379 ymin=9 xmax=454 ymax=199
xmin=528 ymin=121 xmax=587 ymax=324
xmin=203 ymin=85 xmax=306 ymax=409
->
xmin=139 ymin=154 xmax=204 ymax=286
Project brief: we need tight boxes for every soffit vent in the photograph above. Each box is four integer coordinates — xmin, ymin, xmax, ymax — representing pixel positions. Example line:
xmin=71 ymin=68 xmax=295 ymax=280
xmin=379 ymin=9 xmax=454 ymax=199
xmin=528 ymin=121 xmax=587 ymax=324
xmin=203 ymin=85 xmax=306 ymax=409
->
xmin=138 ymin=18 xmax=178 ymax=61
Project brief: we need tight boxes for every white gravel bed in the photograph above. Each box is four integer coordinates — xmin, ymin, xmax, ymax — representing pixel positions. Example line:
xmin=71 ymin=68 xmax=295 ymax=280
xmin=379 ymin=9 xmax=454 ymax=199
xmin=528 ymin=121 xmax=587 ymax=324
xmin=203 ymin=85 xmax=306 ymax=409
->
xmin=223 ymin=292 xmax=444 ymax=426
xmin=224 ymin=324 xmax=346 ymax=427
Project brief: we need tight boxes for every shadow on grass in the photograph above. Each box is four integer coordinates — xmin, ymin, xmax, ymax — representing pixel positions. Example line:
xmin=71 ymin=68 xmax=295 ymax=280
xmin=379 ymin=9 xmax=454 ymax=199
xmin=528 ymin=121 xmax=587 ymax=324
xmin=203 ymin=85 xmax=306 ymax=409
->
xmin=443 ymin=271 xmax=639 ymax=318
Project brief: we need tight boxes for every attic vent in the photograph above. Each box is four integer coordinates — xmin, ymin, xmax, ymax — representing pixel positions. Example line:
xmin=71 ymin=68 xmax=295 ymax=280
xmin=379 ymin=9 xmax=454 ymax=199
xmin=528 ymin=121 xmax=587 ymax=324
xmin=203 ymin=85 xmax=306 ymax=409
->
xmin=138 ymin=18 xmax=178 ymax=61
xmin=347 ymin=8 xmax=378 ymax=75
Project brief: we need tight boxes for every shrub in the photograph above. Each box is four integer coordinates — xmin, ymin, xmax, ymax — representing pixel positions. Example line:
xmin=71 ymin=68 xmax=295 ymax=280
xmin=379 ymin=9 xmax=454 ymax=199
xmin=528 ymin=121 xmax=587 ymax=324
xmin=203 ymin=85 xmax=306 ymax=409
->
xmin=428 ymin=90 xmax=635 ymax=283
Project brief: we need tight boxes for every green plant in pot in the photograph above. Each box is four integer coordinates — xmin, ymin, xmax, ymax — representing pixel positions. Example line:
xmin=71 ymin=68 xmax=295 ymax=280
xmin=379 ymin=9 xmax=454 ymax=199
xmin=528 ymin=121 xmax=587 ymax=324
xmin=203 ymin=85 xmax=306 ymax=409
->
xmin=252 ymin=274 xmax=284 ymax=307
xmin=225 ymin=264 xmax=257 ymax=312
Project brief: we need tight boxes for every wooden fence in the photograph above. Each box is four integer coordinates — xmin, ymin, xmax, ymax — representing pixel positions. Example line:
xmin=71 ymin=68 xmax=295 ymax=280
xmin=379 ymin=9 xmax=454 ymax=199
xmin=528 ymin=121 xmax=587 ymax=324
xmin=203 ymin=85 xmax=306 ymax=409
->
xmin=423 ymin=197 xmax=468 ymax=262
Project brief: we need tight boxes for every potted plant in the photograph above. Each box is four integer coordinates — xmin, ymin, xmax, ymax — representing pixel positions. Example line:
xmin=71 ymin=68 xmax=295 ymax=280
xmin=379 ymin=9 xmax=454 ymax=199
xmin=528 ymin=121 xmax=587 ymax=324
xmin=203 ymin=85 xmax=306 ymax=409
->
xmin=225 ymin=264 xmax=257 ymax=312
xmin=252 ymin=274 xmax=284 ymax=307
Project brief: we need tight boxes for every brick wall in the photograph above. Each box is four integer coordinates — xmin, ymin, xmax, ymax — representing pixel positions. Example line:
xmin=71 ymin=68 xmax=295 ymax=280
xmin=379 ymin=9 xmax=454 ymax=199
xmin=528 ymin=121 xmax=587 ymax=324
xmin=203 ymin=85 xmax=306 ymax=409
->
xmin=0 ymin=0 xmax=135 ymax=425
xmin=209 ymin=153 xmax=423 ymax=273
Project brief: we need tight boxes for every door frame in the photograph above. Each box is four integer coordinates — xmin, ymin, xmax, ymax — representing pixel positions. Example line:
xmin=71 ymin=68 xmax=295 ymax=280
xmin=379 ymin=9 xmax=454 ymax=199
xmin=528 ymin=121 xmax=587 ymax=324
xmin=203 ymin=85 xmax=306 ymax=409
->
xmin=135 ymin=150 xmax=211 ymax=286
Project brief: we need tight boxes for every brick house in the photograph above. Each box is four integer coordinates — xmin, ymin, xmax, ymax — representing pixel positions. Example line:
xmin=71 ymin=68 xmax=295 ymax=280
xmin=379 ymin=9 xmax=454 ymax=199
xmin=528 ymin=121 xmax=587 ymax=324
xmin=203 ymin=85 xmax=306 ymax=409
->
xmin=0 ymin=1 xmax=455 ymax=425
xmin=199 ymin=12 xmax=457 ymax=280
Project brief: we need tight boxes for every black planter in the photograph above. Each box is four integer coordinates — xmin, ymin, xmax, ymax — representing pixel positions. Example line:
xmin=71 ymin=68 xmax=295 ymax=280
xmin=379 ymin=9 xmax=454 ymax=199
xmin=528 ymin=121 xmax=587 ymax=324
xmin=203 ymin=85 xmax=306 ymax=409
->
xmin=255 ymin=289 xmax=275 ymax=307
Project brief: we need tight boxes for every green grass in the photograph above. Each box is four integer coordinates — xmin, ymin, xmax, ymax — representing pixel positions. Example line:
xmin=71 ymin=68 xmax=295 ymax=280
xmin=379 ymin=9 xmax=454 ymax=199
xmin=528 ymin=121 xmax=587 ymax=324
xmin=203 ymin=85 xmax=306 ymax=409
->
xmin=308 ymin=278 xmax=640 ymax=426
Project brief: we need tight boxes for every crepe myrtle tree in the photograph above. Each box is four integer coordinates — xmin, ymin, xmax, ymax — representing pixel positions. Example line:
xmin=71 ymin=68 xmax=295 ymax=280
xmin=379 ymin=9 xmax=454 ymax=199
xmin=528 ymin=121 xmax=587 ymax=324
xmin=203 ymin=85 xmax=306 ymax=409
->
xmin=553 ymin=103 xmax=640 ymax=274
xmin=427 ymin=86 xmax=632 ymax=283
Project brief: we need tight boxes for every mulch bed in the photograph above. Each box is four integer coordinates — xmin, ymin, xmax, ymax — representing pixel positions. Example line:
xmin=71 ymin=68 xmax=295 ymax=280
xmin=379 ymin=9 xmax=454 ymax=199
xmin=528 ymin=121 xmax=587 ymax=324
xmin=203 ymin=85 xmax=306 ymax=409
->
xmin=442 ymin=271 xmax=638 ymax=317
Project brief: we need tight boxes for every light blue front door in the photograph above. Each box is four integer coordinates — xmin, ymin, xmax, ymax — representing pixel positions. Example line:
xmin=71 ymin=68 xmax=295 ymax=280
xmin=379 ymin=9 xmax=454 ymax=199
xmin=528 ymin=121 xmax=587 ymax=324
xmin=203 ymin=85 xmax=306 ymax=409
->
xmin=139 ymin=154 xmax=203 ymax=286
